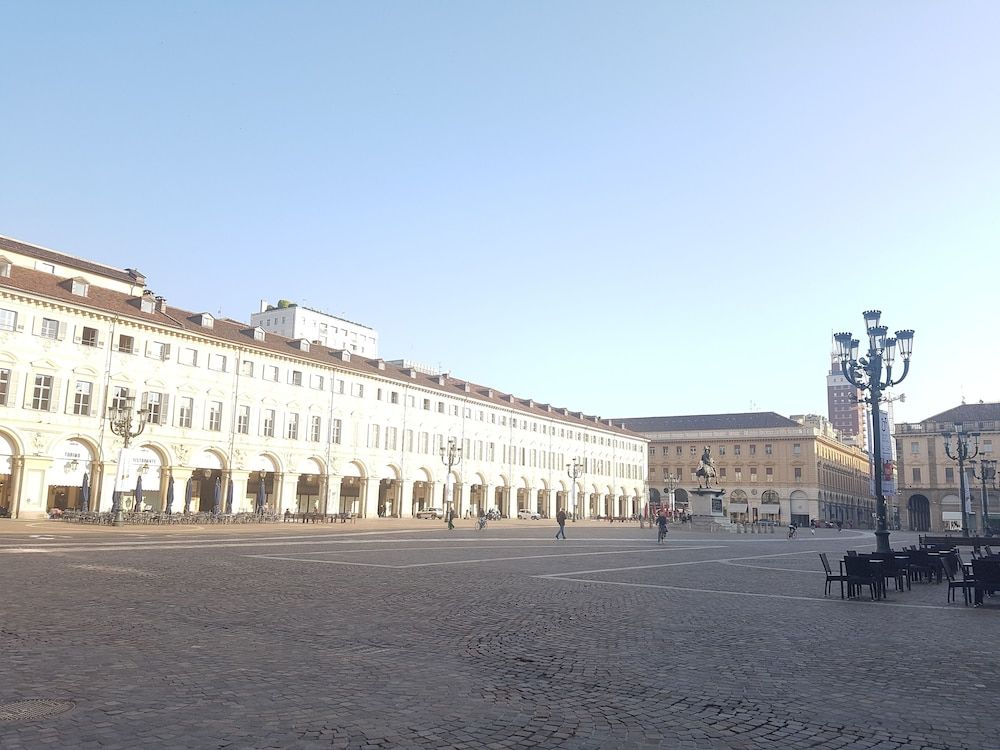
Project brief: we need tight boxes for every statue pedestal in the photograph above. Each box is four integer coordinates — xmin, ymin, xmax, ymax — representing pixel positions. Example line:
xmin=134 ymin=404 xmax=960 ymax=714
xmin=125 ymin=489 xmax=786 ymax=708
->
xmin=688 ymin=487 xmax=733 ymax=532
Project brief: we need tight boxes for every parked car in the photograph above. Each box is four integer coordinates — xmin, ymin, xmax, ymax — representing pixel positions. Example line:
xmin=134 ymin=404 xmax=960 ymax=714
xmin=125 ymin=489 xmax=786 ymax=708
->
xmin=415 ymin=507 xmax=444 ymax=519
xmin=517 ymin=509 xmax=541 ymax=520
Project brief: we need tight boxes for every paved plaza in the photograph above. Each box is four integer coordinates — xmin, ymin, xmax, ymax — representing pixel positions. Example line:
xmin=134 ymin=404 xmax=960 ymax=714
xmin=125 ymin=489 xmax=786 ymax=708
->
xmin=1 ymin=518 xmax=998 ymax=749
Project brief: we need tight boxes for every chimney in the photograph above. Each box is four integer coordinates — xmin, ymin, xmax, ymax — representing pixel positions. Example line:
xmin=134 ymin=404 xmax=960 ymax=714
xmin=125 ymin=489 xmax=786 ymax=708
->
xmin=155 ymin=296 xmax=167 ymax=313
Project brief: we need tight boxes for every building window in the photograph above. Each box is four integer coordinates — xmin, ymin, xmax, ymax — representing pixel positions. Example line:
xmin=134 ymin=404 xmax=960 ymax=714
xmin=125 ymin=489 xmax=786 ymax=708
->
xmin=766 ymin=467 xmax=773 ymax=482
xmin=110 ymin=386 xmax=130 ymax=412
xmin=265 ymin=365 xmax=279 ymax=382
xmin=945 ymin=467 xmax=954 ymax=482
xmin=719 ymin=467 xmax=727 ymax=479
xmin=330 ymin=418 xmax=342 ymax=444
xmin=72 ymin=380 xmax=92 ymax=415
xmin=286 ymin=413 xmax=299 ymax=440
xmin=40 ymin=318 xmax=59 ymax=339
xmin=117 ymin=334 xmax=135 ymax=353
xmin=718 ymin=445 xmax=726 ymax=456
xmin=984 ymin=440 xmax=993 ymax=454
xmin=369 ymin=424 xmax=380 ymax=449
xmin=310 ymin=374 xmax=324 ymax=390
xmin=241 ymin=360 xmax=254 ymax=377
xmin=178 ymin=347 xmax=198 ymax=366
xmin=733 ymin=445 xmax=741 ymax=456
xmin=734 ymin=467 xmax=742 ymax=481
xmin=237 ymin=405 xmax=250 ymax=435
xmin=386 ymin=426 xmax=398 ymax=450
xmin=208 ymin=401 xmax=223 ymax=431
xmin=178 ymin=397 xmax=193 ymax=428
xmin=146 ymin=341 xmax=170 ymax=360
xmin=290 ymin=370 xmax=303 ymax=386
xmin=144 ymin=391 xmax=165 ymax=424
xmin=794 ymin=467 xmax=802 ymax=481
xmin=310 ymin=415 xmax=322 ymax=442
xmin=335 ymin=379 xmax=345 ymax=394
xmin=262 ymin=409 xmax=275 ymax=437
xmin=793 ymin=443 xmax=801 ymax=455
xmin=80 ymin=326 xmax=99 ymax=347
xmin=764 ymin=444 xmax=772 ymax=455
xmin=0 ymin=368 xmax=10 ymax=406
xmin=910 ymin=442 xmax=920 ymax=454
xmin=390 ymin=391 xmax=399 ymax=405
xmin=749 ymin=467 xmax=757 ymax=482
xmin=351 ymin=383 xmax=364 ymax=398
xmin=423 ymin=399 xmax=430 ymax=410
xmin=676 ymin=446 xmax=682 ymax=455
xmin=208 ymin=354 xmax=227 ymax=372
xmin=0 ymin=309 xmax=16 ymax=331
xmin=912 ymin=467 xmax=921 ymax=483
xmin=749 ymin=444 xmax=756 ymax=456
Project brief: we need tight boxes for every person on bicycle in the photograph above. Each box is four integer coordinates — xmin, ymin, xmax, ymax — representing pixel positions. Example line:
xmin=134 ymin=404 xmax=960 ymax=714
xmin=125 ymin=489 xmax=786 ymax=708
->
xmin=477 ymin=513 xmax=488 ymax=531
xmin=787 ymin=522 xmax=797 ymax=539
xmin=656 ymin=512 xmax=669 ymax=543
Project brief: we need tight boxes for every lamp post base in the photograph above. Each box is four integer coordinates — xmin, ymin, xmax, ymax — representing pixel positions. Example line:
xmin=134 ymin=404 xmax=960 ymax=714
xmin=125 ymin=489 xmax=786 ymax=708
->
xmin=113 ymin=510 xmax=125 ymax=527
xmin=874 ymin=530 xmax=891 ymax=554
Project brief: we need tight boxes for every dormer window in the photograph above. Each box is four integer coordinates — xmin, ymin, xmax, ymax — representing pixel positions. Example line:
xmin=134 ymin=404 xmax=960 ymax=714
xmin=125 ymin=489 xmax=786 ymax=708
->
xmin=252 ymin=326 xmax=266 ymax=341
xmin=194 ymin=313 xmax=214 ymax=329
xmin=0 ymin=257 xmax=11 ymax=278
xmin=70 ymin=278 xmax=89 ymax=297
xmin=36 ymin=261 xmax=55 ymax=274
xmin=139 ymin=296 xmax=155 ymax=313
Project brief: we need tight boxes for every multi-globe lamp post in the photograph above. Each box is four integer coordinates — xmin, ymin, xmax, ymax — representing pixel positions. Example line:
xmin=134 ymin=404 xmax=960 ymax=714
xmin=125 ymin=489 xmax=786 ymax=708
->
xmin=439 ymin=437 xmax=462 ymax=524
xmin=943 ymin=424 xmax=979 ymax=537
xmin=834 ymin=310 xmax=914 ymax=554
xmin=107 ymin=395 xmax=151 ymax=527
xmin=567 ymin=458 xmax=584 ymax=521
xmin=970 ymin=456 xmax=996 ymax=537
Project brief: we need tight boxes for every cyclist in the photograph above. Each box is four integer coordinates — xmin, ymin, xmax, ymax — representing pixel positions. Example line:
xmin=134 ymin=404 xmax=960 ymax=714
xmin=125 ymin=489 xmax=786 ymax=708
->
xmin=656 ymin=513 xmax=669 ymax=543
xmin=787 ymin=522 xmax=797 ymax=539
xmin=477 ymin=514 xmax=488 ymax=531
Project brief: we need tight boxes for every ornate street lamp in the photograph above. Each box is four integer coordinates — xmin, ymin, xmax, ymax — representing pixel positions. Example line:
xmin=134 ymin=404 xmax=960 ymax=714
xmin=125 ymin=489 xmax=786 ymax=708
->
xmin=567 ymin=458 xmax=584 ymax=522
xmin=970 ymin=457 xmax=996 ymax=537
xmin=943 ymin=424 xmax=979 ymax=537
xmin=834 ymin=310 xmax=914 ymax=553
xmin=439 ymin=437 xmax=462 ymax=525
xmin=664 ymin=473 xmax=678 ymax=517
xmin=107 ymin=395 xmax=151 ymax=526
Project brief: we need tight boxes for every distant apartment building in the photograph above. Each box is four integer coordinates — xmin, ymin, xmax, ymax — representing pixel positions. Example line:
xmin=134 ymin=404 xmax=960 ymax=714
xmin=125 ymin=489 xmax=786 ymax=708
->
xmin=827 ymin=356 xmax=867 ymax=447
xmin=250 ymin=300 xmax=379 ymax=357
xmin=618 ymin=412 xmax=874 ymax=528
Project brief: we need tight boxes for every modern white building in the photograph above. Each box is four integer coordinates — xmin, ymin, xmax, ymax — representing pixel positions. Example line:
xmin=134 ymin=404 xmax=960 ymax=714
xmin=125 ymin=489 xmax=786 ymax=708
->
xmin=250 ymin=300 xmax=379 ymax=357
xmin=0 ymin=234 xmax=647 ymax=520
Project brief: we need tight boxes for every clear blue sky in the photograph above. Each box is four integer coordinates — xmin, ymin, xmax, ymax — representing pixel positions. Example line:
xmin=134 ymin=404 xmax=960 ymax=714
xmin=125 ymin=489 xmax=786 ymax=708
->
xmin=3 ymin=1 xmax=998 ymax=426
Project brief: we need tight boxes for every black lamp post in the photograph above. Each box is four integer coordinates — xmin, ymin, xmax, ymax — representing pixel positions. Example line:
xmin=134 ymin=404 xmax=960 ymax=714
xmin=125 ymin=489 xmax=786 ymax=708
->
xmin=107 ymin=395 xmax=151 ymax=526
xmin=439 ymin=437 xmax=462 ymax=525
xmin=970 ymin=457 xmax=996 ymax=537
xmin=835 ymin=310 xmax=914 ymax=554
xmin=943 ymin=424 xmax=979 ymax=537
xmin=567 ymin=458 xmax=584 ymax=521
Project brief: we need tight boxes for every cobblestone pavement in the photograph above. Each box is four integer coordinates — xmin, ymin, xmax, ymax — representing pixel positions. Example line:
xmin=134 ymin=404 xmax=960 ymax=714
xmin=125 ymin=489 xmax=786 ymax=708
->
xmin=1 ymin=519 xmax=998 ymax=749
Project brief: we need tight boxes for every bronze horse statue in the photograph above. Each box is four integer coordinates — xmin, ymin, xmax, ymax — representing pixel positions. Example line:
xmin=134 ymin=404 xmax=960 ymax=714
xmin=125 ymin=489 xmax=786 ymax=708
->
xmin=695 ymin=446 xmax=717 ymax=488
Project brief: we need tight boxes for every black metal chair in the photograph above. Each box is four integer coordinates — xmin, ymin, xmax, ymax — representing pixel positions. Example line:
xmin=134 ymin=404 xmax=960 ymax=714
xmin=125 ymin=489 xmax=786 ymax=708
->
xmin=843 ymin=555 xmax=880 ymax=600
xmin=972 ymin=559 xmax=1000 ymax=606
xmin=940 ymin=557 xmax=975 ymax=605
xmin=819 ymin=553 xmax=848 ymax=599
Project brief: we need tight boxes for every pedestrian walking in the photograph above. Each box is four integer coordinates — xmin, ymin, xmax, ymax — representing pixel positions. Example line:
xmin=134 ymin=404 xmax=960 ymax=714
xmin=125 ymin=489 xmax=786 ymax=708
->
xmin=447 ymin=509 xmax=455 ymax=530
xmin=555 ymin=508 xmax=567 ymax=540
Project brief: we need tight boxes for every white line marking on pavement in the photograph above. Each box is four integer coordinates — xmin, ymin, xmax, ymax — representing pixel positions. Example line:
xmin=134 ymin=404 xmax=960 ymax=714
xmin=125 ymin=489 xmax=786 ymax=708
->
xmin=245 ymin=545 xmax=727 ymax=569
xmin=535 ymin=576 xmax=964 ymax=610
xmin=537 ymin=550 xmax=819 ymax=577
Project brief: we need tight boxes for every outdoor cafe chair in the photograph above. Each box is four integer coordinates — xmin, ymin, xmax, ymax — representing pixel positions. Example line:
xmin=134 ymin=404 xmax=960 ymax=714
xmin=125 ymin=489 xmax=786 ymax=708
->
xmin=819 ymin=553 xmax=848 ymax=599
xmin=972 ymin=559 xmax=1000 ymax=606
xmin=940 ymin=558 xmax=975 ymax=606
xmin=843 ymin=556 xmax=881 ymax=600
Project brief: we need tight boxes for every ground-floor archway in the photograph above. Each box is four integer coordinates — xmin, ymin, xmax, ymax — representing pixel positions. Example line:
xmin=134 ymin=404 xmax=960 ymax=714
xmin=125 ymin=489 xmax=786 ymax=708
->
xmin=907 ymin=494 xmax=931 ymax=531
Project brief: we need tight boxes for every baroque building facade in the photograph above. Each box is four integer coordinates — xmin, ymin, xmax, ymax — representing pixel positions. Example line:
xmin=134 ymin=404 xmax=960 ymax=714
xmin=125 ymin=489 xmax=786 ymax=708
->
xmin=894 ymin=402 xmax=1000 ymax=533
xmin=617 ymin=412 xmax=875 ymax=528
xmin=0 ymin=235 xmax=647 ymax=520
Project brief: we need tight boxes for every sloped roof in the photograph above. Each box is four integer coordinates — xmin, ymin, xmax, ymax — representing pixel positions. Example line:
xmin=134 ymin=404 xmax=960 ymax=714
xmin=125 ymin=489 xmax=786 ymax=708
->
xmin=614 ymin=412 xmax=801 ymax=433
xmin=0 ymin=235 xmax=141 ymax=285
xmin=0 ymin=248 xmax=642 ymax=438
xmin=922 ymin=403 xmax=1000 ymax=424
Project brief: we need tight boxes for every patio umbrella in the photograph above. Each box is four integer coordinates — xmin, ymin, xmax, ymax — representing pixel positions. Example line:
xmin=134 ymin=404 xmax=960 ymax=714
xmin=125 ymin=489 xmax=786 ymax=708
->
xmin=164 ymin=475 xmax=174 ymax=515
xmin=225 ymin=478 xmax=233 ymax=514
xmin=256 ymin=476 xmax=266 ymax=513
xmin=183 ymin=477 xmax=193 ymax=514
xmin=80 ymin=472 xmax=90 ymax=513
xmin=134 ymin=474 xmax=144 ymax=513
xmin=212 ymin=476 xmax=222 ymax=515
